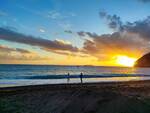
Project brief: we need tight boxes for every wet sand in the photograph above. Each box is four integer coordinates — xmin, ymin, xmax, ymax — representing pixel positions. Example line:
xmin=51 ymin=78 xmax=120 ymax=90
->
xmin=1 ymin=80 xmax=150 ymax=113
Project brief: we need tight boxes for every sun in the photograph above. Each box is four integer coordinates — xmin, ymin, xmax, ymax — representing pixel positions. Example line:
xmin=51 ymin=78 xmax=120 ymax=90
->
xmin=116 ymin=56 xmax=137 ymax=67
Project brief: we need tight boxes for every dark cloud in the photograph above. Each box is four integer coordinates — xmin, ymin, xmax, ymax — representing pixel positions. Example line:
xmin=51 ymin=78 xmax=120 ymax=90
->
xmin=99 ymin=11 xmax=123 ymax=31
xmin=64 ymin=30 xmax=73 ymax=34
xmin=15 ymin=48 xmax=31 ymax=53
xmin=57 ymin=11 xmax=150 ymax=63
xmin=62 ymin=12 xmax=150 ymax=61
xmin=77 ymin=31 xmax=99 ymax=38
xmin=0 ymin=27 xmax=79 ymax=53
xmin=80 ymin=32 xmax=148 ymax=59
xmin=100 ymin=11 xmax=150 ymax=41
xmin=75 ymin=14 xmax=150 ymax=60
xmin=124 ymin=16 xmax=150 ymax=41
xmin=0 ymin=45 xmax=31 ymax=53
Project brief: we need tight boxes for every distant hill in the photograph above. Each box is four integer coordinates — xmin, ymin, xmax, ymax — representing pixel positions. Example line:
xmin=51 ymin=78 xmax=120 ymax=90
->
xmin=134 ymin=53 xmax=150 ymax=67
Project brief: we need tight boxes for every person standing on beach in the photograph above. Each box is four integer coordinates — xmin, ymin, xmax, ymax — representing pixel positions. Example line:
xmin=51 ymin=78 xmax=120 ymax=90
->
xmin=67 ymin=73 xmax=70 ymax=83
xmin=80 ymin=72 xmax=83 ymax=84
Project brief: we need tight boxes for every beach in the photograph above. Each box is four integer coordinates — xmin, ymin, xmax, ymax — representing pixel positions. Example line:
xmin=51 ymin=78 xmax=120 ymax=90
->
xmin=1 ymin=80 xmax=150 ymax=113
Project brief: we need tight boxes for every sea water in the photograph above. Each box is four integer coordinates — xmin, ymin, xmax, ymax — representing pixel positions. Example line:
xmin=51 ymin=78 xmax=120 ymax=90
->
xmin=0 ymin=64 xmax=150 ymax=87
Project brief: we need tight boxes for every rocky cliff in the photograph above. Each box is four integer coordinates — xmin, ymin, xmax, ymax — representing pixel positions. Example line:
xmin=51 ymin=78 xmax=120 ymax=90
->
xmin=134 ymin=53 xmax=150 ymax=67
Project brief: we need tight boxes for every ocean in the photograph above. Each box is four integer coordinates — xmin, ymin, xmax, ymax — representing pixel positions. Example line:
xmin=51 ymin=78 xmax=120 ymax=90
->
xmin=0 ymin=64 xmax=150 ymax=87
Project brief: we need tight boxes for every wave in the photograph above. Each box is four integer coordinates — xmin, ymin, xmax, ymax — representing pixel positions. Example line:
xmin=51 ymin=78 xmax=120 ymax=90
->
xmin=1 ymin=74 xmax=150 ymax=80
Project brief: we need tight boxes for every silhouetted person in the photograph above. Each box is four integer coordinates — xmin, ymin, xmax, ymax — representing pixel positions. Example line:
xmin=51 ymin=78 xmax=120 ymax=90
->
xmin=80 ymin=72 xmax=83 ymax=84
xmin=67 ymin=73 xmax=70 ymax=83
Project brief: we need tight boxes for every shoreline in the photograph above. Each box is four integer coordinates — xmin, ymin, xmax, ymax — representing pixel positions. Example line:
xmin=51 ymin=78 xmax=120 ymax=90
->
xmin=1 ymin=79 xmax=150 ymax=96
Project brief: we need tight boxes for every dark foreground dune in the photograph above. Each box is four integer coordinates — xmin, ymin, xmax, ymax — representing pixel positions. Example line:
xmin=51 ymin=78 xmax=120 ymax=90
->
xmin=1 ymin=81 xmax=150 ymax=113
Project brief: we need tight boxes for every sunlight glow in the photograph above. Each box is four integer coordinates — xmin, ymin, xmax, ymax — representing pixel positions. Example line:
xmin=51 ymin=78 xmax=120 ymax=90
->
xmin=116 ymin=56 xmax=137 ymax=67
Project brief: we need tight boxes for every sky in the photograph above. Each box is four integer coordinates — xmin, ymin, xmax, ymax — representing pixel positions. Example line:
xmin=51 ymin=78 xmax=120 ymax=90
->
xmin=0 ymin=0 xmax=150 ymax=66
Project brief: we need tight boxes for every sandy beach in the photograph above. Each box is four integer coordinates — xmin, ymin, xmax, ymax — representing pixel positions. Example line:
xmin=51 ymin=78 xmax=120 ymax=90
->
xmin=1 ymin=80 xmax=150 ymax=113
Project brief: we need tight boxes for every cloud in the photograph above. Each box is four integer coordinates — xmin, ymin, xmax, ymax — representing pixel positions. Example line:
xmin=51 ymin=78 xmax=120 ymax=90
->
xmin=0 ymin=45 xmax=51 ymax=63
xmin=46 ymin=10 xmax=73 ymax=30
xmin=55 ymin=39 xmax=71 ymax=45
xmin=64 ymin=12 xmax=150 ymax=60
xmin=80 ymin=32 xmax=148 ymax=59
xmin=100 ymin=11 xmax=150 ymax=41
xmin=39 ymin=28 xmax=46 ymax=33
xmin=0 ymin=27 xmax=79 ymax=53
xmin=47 ymin=10 xmax=62 ymax=19
xmin=64 ymin=30 xmax=73 ymax=34
xmin=74 ymin=13 xmax=150 ymax=61
xmin=58 ymin=12 xmax=150 ymax=64
xmin=0 ymin=52 xmax=50 ymax=61
xmin=77 ymin=31 xmax=99 ymax=38
xmin=47 ymin=10 xmax=76 ymax=20
xmin=99 ymin=11 xmax=123 ymax=31
xmin=124 ymin=17 xmax=150 ymax=41
xmin=44 ymin=9 xmax=76 ymax=20
xmin=0 ymin=45 xmax=48 ymax=63
xmin=0 ymin=45 xmax=31 ymax=53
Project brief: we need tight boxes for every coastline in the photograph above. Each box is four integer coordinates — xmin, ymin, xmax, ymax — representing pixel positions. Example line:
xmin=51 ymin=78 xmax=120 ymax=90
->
xmin=1 ymin=80 xmax=150 ymax=96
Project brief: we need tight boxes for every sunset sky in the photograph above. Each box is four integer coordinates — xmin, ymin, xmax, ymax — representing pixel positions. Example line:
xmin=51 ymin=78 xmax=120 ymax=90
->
xmin=0 ymin=0 xmax=150 ymax=66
